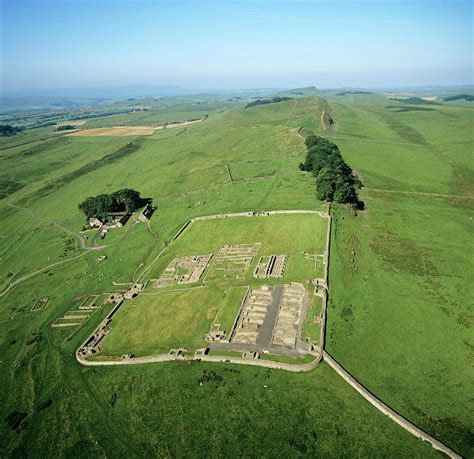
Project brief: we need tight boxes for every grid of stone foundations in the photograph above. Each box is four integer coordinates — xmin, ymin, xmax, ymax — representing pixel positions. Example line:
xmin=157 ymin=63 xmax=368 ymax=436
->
xmin=271 ymin=283 xmax=305 ymax=348
xmin=207 ymin=243 xmax=261 ymax=280
xmin=231 ymin=285 xmax=273 ymax=344
xmin=254 ymin=254 xmax=288 ymax=278
xmin=155 ymin=254 xmax=212 ymax=287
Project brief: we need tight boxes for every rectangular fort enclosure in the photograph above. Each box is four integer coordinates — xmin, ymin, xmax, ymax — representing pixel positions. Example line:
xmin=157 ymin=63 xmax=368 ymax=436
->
xmin=89 ymin=212 xmax=329 ymax=361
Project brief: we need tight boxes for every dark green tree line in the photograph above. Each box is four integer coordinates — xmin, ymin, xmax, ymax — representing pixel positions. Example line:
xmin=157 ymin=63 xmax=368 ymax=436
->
xmin=299 ymin=135 xmax=362 ymax=205
xmin=0 ymin=124 xmax=23 ymax=136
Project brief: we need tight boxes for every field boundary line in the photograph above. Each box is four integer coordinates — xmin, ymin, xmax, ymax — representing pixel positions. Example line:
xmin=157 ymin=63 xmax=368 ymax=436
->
xmin=365 ymin=188 xmax=474 ymax=200
xmin=226 ymin=162 xmax=234 ymax=183
xmin=322 ymin=351 xmax=462 ymax=458
xmin=323 ymin=135 xmax=423 ymax=146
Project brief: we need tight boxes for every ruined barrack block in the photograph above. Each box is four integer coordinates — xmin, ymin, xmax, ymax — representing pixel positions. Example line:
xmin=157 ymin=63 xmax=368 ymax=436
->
xmin=231 ymin=285 xmax=273 ymax=345
xmin=271 ymin=283 xmax=306 ymax=349
xmin=155 ymin=254 xmax=212 ymax=288
xmin=254 ymin=254 xmax=288 ymax=278
xmin=205 ymin=330 xmax=226 ymax=342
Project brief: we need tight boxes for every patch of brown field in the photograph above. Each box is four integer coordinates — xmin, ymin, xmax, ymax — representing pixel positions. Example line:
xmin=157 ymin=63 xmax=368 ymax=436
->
xmin=67 ymin=126 xmax=159 ymax=137
xmin=156 ymin=119 xmax=204 ymax=130
xmin=57 ymin=120 xmax=88 ymax=126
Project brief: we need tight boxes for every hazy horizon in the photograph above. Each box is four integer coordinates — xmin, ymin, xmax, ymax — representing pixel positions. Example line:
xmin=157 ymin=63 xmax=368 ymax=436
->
xmin=1 ymin=0 xmax=472 ymax=91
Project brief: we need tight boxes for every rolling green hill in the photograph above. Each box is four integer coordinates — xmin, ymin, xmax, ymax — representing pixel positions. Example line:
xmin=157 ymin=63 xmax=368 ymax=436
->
xmin=0 ymin=93 xmax=472 ymax=456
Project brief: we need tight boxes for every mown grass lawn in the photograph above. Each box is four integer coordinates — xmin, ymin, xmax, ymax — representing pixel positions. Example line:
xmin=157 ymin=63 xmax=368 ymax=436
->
xmin=101 ymin=286 xmax=247 ymax=355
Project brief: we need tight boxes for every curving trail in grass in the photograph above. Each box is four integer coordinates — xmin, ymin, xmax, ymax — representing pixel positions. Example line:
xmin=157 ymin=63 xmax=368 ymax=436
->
xmin=1 ymin=203 xmax=141 ymax=297
xmin=7 ymin=202 xmax=92 ymax=250
xmin=0 ymin=249 xmax=91 ymax=298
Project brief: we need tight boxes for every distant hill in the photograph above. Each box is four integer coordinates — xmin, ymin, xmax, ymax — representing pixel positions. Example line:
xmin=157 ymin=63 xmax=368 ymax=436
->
xmin=245 ymin=96 xmax=293 ymax=109
xmin=0 ymin=85 xmax=199 ymax=111
xmin=1 ymin=84 xmax=196 ymax=99
xmin=277 ymin=86 xmax=319 ymax=97
xmin=390 ymin=97 xmax=440 ymax=105
xmin=443 ymin=94 xmax=474 ymax=102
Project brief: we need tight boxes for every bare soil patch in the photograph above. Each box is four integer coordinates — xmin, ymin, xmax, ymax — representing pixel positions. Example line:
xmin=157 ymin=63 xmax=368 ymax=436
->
xmin=157 ymin=119 xmax=203 ymax=129
xmin=68 ymin=126 xmax=159 ymax=137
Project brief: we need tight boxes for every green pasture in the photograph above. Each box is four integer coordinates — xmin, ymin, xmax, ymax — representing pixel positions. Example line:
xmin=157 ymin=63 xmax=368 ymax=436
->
xmin=323 ymin=97 xmax=473 ymax=456
xmin=100 ymin=286 xmax=247 ymax=356
xmin=302 ymin=294 xmax=323 ymax=344
xmin=145 ymin=214 xmax=327 ymax=288
xmin=0 ymin=92 xmax=472 ymax=456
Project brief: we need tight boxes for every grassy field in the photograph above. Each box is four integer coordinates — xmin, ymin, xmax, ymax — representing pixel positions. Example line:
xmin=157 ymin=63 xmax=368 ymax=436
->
xmin=101 ymin=213 xmax=327 ymax=357
xmin=146 ymin=214 xmax=327 ymax=288
xmin=302 ymin=294 xmax=323 ymax=343
xmin=101 ymin=286 xmax=247 ymax=356
xmin=0 ymin=91 xmax=472 ymax=456
xmin=324 ymin=95 xmax=473 ymax=456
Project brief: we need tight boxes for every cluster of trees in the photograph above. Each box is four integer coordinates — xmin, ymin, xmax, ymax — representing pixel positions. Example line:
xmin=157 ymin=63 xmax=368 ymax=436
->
xmin=443 ymin=94 xmax=474 ymax=102
xmin=392 ymin=97 xmax=439 ymax=105
xmin=78 ymin=189 xmax=143 ymax=219
xmin=299 ymin=135 xmax=362 ymax=205
xmin=55 ymin=125 xmax=76 ymax=131
xmin=0 ymin=124 xmax=23 ymax=136
xmin=245 ymin=96 xmax=292 ymax=109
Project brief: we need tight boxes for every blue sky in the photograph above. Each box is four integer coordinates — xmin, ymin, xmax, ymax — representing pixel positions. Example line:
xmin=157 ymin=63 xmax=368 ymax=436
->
xmin=1 ymin=0 xmax=472 ymax=90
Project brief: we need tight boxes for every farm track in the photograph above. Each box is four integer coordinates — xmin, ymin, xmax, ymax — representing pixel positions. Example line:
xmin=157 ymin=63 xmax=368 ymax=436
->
xmin=7 ymin=202 xmax=92 ymax=250
xmin=0 ymin=249 xmax=91 ymax=298
xmin=1 ymin=204 xmax=142 ymax=297
xmin=146 ymin=220 xmax=159 ymax=241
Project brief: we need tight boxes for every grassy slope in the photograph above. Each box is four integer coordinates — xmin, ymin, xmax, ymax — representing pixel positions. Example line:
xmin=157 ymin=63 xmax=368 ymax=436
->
xmin=326 ymin=97 xmax=474 ymax=456
xmin=0 ymin=256 xmax=435 ymax=456
xmin=0 ymin=95 xmax=460 ymax=456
